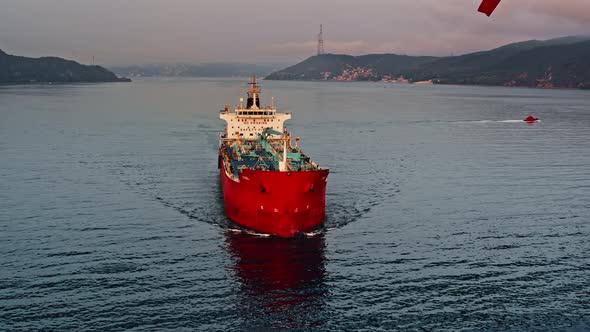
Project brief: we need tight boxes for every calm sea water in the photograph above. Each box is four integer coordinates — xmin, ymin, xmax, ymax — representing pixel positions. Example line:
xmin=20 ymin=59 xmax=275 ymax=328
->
xmin=1 ymin=78 xmax=589 ymax=331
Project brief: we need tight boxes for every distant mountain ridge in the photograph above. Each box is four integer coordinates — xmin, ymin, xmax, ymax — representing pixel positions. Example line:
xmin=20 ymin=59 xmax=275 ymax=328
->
xmin=110 ymin=63 xmax=284 ymax=78
xmin=265 ymin=54 xmax=438 ymax=81
xmin=0 ymin=50 xmax=130 ymax=84
xmin=266 ymin=36 xmax=590 ymax=89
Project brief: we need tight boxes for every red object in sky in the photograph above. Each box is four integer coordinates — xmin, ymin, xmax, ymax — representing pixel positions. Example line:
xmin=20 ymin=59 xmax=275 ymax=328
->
xmin=478 ymin=0 xmax=502 ymax=16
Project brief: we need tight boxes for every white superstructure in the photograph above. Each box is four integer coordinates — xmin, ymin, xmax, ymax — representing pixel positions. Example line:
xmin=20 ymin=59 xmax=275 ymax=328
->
xmin=219 ymin=76 xmax=291 ymax=140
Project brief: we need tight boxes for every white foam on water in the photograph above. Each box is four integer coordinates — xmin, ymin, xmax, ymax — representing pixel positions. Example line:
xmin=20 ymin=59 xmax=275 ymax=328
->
xmin=303 ymin=230 xmax=324 ymax=237
xmin=228 ymin=227 xmax=324 ymax=238
xmin=242 ymin=230 xmax=272 ymax=237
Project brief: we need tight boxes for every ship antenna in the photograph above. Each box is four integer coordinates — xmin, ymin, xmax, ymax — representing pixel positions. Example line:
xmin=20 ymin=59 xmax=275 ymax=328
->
xmin=317 ymin=24 xmax=325 ymax=55
xmin=251 ymin=76 xmax=257 ymax=109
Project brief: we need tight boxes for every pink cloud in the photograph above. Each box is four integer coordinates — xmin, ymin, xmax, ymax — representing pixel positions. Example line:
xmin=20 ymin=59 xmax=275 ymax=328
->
xmin=525 ymin=0 xmax=590 ymax=24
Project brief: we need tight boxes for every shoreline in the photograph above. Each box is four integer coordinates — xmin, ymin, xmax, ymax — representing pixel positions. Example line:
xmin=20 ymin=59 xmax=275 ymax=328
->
xmin=262 ymin=78 xmax=590 ymax=91
xmin=0 ymin=78 xmax=132 ymax=86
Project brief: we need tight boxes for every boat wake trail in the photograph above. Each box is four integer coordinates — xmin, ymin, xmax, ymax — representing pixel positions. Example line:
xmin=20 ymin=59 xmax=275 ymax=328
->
xmin=100 ymin=124 xmax=403 ymax=235
xmin=96 ymin=154 xmax=233 ymax=230
xmin=447 ymin=119 xmax=539 ymax=124
xmin=323 ymin=155 xmax=402 ymax=231
xmin=325 ymin=201 xmax=365 ymax=229
xmin=109 ymin=155 xmax=329 ymax=235
xmin=155 ymin=197 xmax=231 ymax=228
xmin=499 ymin=119 xmax=538 ymax=123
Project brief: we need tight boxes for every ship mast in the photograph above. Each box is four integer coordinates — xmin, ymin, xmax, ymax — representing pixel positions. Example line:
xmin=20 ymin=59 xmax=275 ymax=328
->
xmin=246 ymin=76 xmax=261 ymax=109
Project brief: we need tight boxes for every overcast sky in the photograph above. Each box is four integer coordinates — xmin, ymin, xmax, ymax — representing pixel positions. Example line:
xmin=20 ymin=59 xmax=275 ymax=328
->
xmin=1 ymin=0 xmax=589 ymax=65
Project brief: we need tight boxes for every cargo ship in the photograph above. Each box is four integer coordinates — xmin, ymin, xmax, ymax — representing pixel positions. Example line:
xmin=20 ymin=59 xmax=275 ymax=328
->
xmin=218 ymin=77 xmax=329 ymax=237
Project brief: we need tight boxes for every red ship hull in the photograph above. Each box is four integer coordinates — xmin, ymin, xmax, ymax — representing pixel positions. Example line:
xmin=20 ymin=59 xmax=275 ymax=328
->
xmin=220 ymin=157 xmax=328 ymax=238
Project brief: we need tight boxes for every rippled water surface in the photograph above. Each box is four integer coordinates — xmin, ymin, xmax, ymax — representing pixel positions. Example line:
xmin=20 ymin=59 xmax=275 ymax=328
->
xmin=1 ymin=78 xmax=590 ymax=331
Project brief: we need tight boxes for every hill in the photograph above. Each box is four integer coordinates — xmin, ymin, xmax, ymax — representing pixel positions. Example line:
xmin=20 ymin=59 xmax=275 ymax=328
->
xmin=266 ymin=54 xmax=437 ymax=81
xmin=265 ymin=36 xmax=590 ymax=89
xmin=0 ymin=49 xmax=130 ymax=84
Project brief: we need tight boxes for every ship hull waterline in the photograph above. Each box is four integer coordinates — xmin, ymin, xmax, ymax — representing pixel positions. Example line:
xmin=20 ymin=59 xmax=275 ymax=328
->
xmin=220 ymin=158 xmax=329 ymax=238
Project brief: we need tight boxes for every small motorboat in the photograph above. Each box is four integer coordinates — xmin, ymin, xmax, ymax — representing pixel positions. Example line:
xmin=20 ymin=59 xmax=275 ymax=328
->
xmin=523 ymin=115 xmax=539 ymax=123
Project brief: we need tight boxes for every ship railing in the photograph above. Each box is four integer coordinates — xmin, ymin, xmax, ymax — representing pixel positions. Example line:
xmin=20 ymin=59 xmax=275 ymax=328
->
xmin=236 ymin=105 xmax=276 ymax=111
